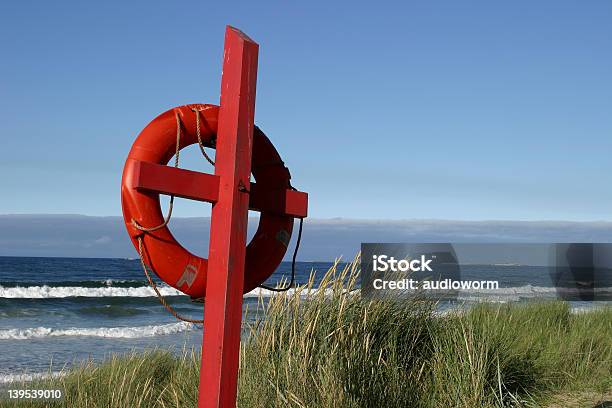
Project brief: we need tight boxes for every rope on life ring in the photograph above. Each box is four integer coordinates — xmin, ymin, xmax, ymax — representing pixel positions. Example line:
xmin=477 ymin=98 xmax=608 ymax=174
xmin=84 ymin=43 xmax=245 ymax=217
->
xmin=132 ymin=108 xmax=213 ymax=324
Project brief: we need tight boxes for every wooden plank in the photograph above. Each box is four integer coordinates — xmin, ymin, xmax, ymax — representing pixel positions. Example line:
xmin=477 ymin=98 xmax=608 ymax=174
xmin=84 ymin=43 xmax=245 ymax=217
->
xmin=134 ymin=160 xmax=308 ymax=217
xmin=133 ymin=160 xmax=220 ymax=203
xmin=249 ymin=184 xmax=308 ymax=218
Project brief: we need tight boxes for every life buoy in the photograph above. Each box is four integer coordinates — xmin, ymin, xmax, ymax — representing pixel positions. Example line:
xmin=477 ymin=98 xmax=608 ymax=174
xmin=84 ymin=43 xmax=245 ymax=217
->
xmin=121 ymin=104 xmax=294 ymax=298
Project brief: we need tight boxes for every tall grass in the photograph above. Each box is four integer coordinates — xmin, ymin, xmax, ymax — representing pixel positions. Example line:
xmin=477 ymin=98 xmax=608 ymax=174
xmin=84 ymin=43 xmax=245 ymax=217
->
xmin=4 ymin=257 xmax=611 ymax=407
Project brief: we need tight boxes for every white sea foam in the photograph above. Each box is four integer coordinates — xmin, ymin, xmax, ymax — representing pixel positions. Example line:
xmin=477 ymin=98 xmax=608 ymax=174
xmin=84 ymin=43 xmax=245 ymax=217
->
xmin=457 ymin=284 xmax=612 ymax=302
xmin=0 ymin=322 xmax=195 ymax=340
xmin=243 ymin=287 xmax=332 ymax=298
xmin=0 ymin=285 xmax=328 ymax=299
xmin=0 ymin=285 xmax=184 ymax=298
xmin=1 ymin=284 xmax=609 ymax=301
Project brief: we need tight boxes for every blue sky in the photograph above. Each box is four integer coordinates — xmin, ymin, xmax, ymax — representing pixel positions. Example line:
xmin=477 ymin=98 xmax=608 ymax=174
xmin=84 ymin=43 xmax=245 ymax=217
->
xmin=1 ymin=1 xmax=611 ymax=221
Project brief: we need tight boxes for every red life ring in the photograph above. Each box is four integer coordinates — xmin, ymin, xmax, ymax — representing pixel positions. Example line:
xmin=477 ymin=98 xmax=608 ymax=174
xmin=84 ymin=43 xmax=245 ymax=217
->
xmin=121 ymin=104 xmax=294 ymax=298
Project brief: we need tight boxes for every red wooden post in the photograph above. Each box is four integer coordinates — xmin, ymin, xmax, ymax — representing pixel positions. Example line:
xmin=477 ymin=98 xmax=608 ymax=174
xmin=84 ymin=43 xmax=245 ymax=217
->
xmin=199 ymin=26 xmax=259 ymax=408
xmin=121 ymin=24 xmax=308 ymax=408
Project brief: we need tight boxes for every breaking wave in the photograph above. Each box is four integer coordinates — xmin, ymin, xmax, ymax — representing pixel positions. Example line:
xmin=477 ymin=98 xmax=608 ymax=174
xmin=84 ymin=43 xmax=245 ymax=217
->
xmin=0 ymin=285 xmax=184 ymax=298
xmin=457 ymin=285 xmax=612 ymax=302
xmin=2 ymin=284 xmax=609 ymax=302
xmin=0 ymin=322 xmax=195 ymax=340
xmin=0 ymin=285 xmax=327 ymax=299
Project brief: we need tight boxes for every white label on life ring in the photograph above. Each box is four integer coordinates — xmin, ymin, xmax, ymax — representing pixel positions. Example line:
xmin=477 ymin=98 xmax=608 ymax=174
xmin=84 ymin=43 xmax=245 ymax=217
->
xmin=176 ymin=264 xmax=198 ymax=288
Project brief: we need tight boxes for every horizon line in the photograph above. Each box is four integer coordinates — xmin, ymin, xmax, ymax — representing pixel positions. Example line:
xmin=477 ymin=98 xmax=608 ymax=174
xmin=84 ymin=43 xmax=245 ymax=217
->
xmin=1 ymin=213 xmax=612 ymax=224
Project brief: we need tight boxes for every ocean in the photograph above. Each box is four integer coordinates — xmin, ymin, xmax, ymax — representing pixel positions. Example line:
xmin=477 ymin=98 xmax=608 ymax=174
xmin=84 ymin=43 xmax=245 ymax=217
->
xmin=0 ymin=256 xmax=610 ymax=383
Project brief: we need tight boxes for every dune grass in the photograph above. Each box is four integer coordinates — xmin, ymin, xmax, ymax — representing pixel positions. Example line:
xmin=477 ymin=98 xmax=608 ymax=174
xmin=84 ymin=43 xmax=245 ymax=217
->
xmin=3 ymin=257 xmax=611 ymax=407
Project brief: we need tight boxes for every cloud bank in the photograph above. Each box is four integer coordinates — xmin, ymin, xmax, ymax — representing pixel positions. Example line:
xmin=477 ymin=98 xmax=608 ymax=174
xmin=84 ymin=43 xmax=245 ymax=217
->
xmin=1 ymin=215 xmax=612 ymax=260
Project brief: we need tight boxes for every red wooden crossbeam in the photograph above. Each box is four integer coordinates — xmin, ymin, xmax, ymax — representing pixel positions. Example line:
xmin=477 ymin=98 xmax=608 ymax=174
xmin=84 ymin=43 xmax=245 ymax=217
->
xmin=133 ymin=160 xmax=308 ymax=218
xmin=249 ymin=183 xmax=308 ymax=218
xmin=133 ymin=160 xmax=220 ymax=203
